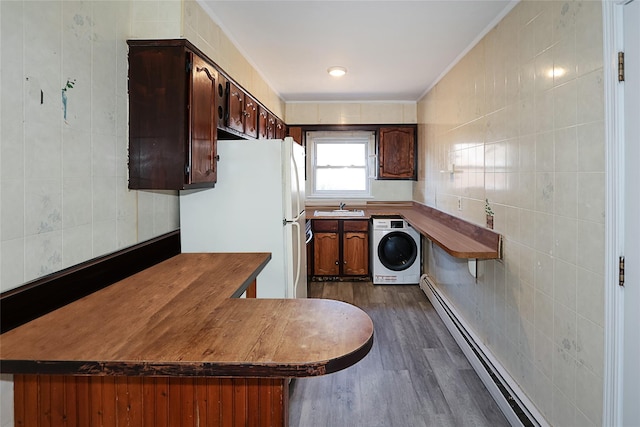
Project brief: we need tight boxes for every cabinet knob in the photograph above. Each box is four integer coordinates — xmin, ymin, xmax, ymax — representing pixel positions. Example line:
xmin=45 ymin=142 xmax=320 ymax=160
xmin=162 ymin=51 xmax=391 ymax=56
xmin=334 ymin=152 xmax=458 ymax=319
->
xmin=335 ymin=261 xmax=339 ymax=265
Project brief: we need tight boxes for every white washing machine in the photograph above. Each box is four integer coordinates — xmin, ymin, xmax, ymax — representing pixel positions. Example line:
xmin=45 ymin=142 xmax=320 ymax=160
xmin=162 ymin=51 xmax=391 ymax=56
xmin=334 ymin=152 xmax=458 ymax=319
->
xmin=371 ymin=218 xmax=421 ymax=284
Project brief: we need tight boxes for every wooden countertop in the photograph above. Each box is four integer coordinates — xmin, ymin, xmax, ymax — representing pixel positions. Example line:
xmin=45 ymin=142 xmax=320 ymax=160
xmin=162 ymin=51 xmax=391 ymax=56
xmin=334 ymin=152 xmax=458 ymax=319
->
xmin=0 ymin=253 xmax=374 ymax=378
xmin=308 ymin=202 xmax=501 ymax=259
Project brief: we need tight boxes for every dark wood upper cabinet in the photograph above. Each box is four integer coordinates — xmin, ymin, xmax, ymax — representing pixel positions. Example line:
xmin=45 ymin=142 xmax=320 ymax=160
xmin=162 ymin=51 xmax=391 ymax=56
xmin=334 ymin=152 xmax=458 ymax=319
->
xmin=226 ymin=81 xmax=258 ymax=138
xmin=243 ymin=94 xmax=258 ymax=138
xmin=189 ymin=55 xmax=217 ymax=185
xmin=257 ymin=107 xmax=287 ymax=141
xmin=258 ymin=107 xmax=269 ymax=139
xmin=127 ymin=39 xmax=218 ymax=190
xmin=377 ymin=126 xmax=417 ymax=180
xmin=226 ymin=81 xmax=245 ymax=134
xmin=288 ymin=127 xmax=303 ymax=145
xmin=275 ymin=119 xmax=286 ymax=139
xmin=269 ymin=116 xmax=278 ymax=139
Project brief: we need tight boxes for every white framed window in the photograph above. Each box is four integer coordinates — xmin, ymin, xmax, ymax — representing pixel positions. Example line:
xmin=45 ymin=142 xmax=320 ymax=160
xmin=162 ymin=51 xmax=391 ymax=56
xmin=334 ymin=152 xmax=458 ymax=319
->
xmin=308 ymin=131 xmax=375 ymax=198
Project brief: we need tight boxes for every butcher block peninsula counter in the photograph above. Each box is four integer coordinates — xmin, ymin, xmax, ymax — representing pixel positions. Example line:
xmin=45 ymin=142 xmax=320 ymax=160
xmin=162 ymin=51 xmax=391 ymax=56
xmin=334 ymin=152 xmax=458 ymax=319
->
xmin=0 ymin=253 xmax=374 ymax=426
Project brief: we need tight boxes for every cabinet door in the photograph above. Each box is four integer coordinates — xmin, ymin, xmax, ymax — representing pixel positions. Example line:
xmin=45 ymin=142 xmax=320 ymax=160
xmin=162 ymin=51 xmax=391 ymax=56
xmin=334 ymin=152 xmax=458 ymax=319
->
xmin=227 ymin=82 xmax=245 ymax=133
xmin=313 ymin=233 xmax=340 ymax=276
xmin=343 ymin=232 xmax=369 ymax=276
xmin=267 ymin=114 xmax=277 ymax=139
xmin=244 ymin=94 xmax=258 ymax=138
xmin=128 ymin=45 xmax=188 ymax=190
xmin=258 ymin=107 xmax=269 ymax=139
xmin=275 ymin=119 xmax=286 ymax=139
xmin=288 ymin=127 xmax=303 ymax=146
xmin=189 ymin=54 xmax=217 ymax=185
xmin=378 ymin=127 xmax=417 ymax=180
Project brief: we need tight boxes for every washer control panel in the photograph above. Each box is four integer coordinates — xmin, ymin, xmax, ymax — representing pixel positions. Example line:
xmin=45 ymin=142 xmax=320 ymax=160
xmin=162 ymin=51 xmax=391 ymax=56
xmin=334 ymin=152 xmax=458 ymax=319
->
xmin=372 ymin=218 xmax=410 ymax=230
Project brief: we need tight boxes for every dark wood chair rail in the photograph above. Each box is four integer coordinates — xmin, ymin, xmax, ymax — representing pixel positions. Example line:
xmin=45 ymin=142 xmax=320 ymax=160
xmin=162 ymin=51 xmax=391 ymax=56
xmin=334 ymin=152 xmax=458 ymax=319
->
xmin=0 ymin=230 xmax=181 ymax=333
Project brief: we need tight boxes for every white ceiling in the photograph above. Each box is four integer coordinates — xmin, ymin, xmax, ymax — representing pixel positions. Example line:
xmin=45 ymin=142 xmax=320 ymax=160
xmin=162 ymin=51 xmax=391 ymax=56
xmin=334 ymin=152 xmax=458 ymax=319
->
xmin=198 ymin=0 xmax=517 ymax=102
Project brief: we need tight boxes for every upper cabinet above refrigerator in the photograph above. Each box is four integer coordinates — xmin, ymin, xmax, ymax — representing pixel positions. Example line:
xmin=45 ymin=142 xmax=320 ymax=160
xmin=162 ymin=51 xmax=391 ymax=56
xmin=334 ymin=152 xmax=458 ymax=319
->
xmin=258 ymin=106 xmax=275 ymax=140
xmin=127 ymin=39 xmax=218 ymax=190
xmin=226 ymin=81 xmax=258 ymax=139
xmin=223 ymin=82 xmax=286 ymax=141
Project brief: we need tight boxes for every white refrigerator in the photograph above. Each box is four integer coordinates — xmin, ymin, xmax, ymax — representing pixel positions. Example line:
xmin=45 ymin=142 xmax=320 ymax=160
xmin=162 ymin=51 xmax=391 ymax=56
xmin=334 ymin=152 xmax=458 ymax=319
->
xmin=180 ymin=137 xmax=307 ymax=299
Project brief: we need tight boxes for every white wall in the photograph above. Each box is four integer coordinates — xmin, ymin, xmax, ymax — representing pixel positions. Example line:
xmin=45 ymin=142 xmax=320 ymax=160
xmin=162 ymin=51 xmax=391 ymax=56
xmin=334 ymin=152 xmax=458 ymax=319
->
xmin=417 ymin=1 xmax=605 ymax=425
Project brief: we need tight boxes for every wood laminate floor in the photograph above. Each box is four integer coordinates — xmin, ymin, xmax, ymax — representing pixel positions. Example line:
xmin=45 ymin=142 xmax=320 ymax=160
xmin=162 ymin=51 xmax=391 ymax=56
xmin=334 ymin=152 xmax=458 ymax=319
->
xmin=289 ymin=281 xmax=510 ymax=427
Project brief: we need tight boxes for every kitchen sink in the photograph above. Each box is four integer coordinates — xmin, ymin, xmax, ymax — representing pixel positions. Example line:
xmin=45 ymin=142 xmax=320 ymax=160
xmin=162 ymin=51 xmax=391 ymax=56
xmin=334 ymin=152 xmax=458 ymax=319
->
xmin=314 ymin=210 xmax=365 ymax=217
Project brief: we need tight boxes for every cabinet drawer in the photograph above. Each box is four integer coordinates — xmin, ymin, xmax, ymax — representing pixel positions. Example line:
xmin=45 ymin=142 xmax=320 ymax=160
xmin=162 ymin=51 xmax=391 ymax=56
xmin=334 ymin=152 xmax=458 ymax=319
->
xmin=312 ymin=220 xmax=339 ymax=232
xmin=343 ymin=220 xmax=369 ymax=232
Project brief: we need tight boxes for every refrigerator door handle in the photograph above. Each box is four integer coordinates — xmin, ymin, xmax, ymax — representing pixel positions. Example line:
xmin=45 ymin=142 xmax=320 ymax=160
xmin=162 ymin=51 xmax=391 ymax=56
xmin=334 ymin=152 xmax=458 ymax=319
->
xmin=290 ymin=142 xmax=303 ymax=218
xmin=291 ymin=220 xmax=302 ymax=298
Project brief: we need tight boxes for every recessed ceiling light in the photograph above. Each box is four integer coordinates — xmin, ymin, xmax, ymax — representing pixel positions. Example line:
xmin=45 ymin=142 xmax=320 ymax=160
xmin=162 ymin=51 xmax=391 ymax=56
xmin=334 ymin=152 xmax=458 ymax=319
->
xmin=327 ymin=66 xmax=347 ymax=77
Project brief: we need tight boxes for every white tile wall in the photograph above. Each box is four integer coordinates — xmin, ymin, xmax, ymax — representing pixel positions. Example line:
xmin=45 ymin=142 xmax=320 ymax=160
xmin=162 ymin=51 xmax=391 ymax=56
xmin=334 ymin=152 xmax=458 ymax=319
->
xmin=417 ymin=1 xmax=605 ymax=425
xmin=285 ymin=101 xmax=417 ymax=125
xmin=0 ymin=0 xmax=183 ymax=294
xmin=0 ymin=1 xmax=189 ymax=424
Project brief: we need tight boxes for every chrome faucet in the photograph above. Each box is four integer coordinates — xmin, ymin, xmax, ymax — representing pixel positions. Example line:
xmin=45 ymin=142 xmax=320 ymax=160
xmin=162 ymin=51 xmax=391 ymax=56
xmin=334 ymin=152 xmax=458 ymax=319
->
xmin=339 ymin=202 xmax=345 ymax=210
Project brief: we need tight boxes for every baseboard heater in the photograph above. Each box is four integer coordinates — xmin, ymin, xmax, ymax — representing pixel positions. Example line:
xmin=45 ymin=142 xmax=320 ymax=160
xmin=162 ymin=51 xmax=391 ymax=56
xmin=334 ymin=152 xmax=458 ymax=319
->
xmin=419 ymin=274 xmax=549 ymax=427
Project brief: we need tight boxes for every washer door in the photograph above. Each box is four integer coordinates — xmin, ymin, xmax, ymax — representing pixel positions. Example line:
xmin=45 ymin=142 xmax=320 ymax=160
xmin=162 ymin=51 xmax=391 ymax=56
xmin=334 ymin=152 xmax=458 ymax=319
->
xmin=377 ymin=231 xmax=418 ymax=272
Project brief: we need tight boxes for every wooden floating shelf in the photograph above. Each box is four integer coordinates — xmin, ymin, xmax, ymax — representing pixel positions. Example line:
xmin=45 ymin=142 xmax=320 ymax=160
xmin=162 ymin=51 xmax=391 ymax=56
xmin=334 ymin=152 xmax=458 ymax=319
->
xmin=400 ymin=202 xmax=501 ymax=260
xmin=309 ymin=202 xmax=502 ymax=260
